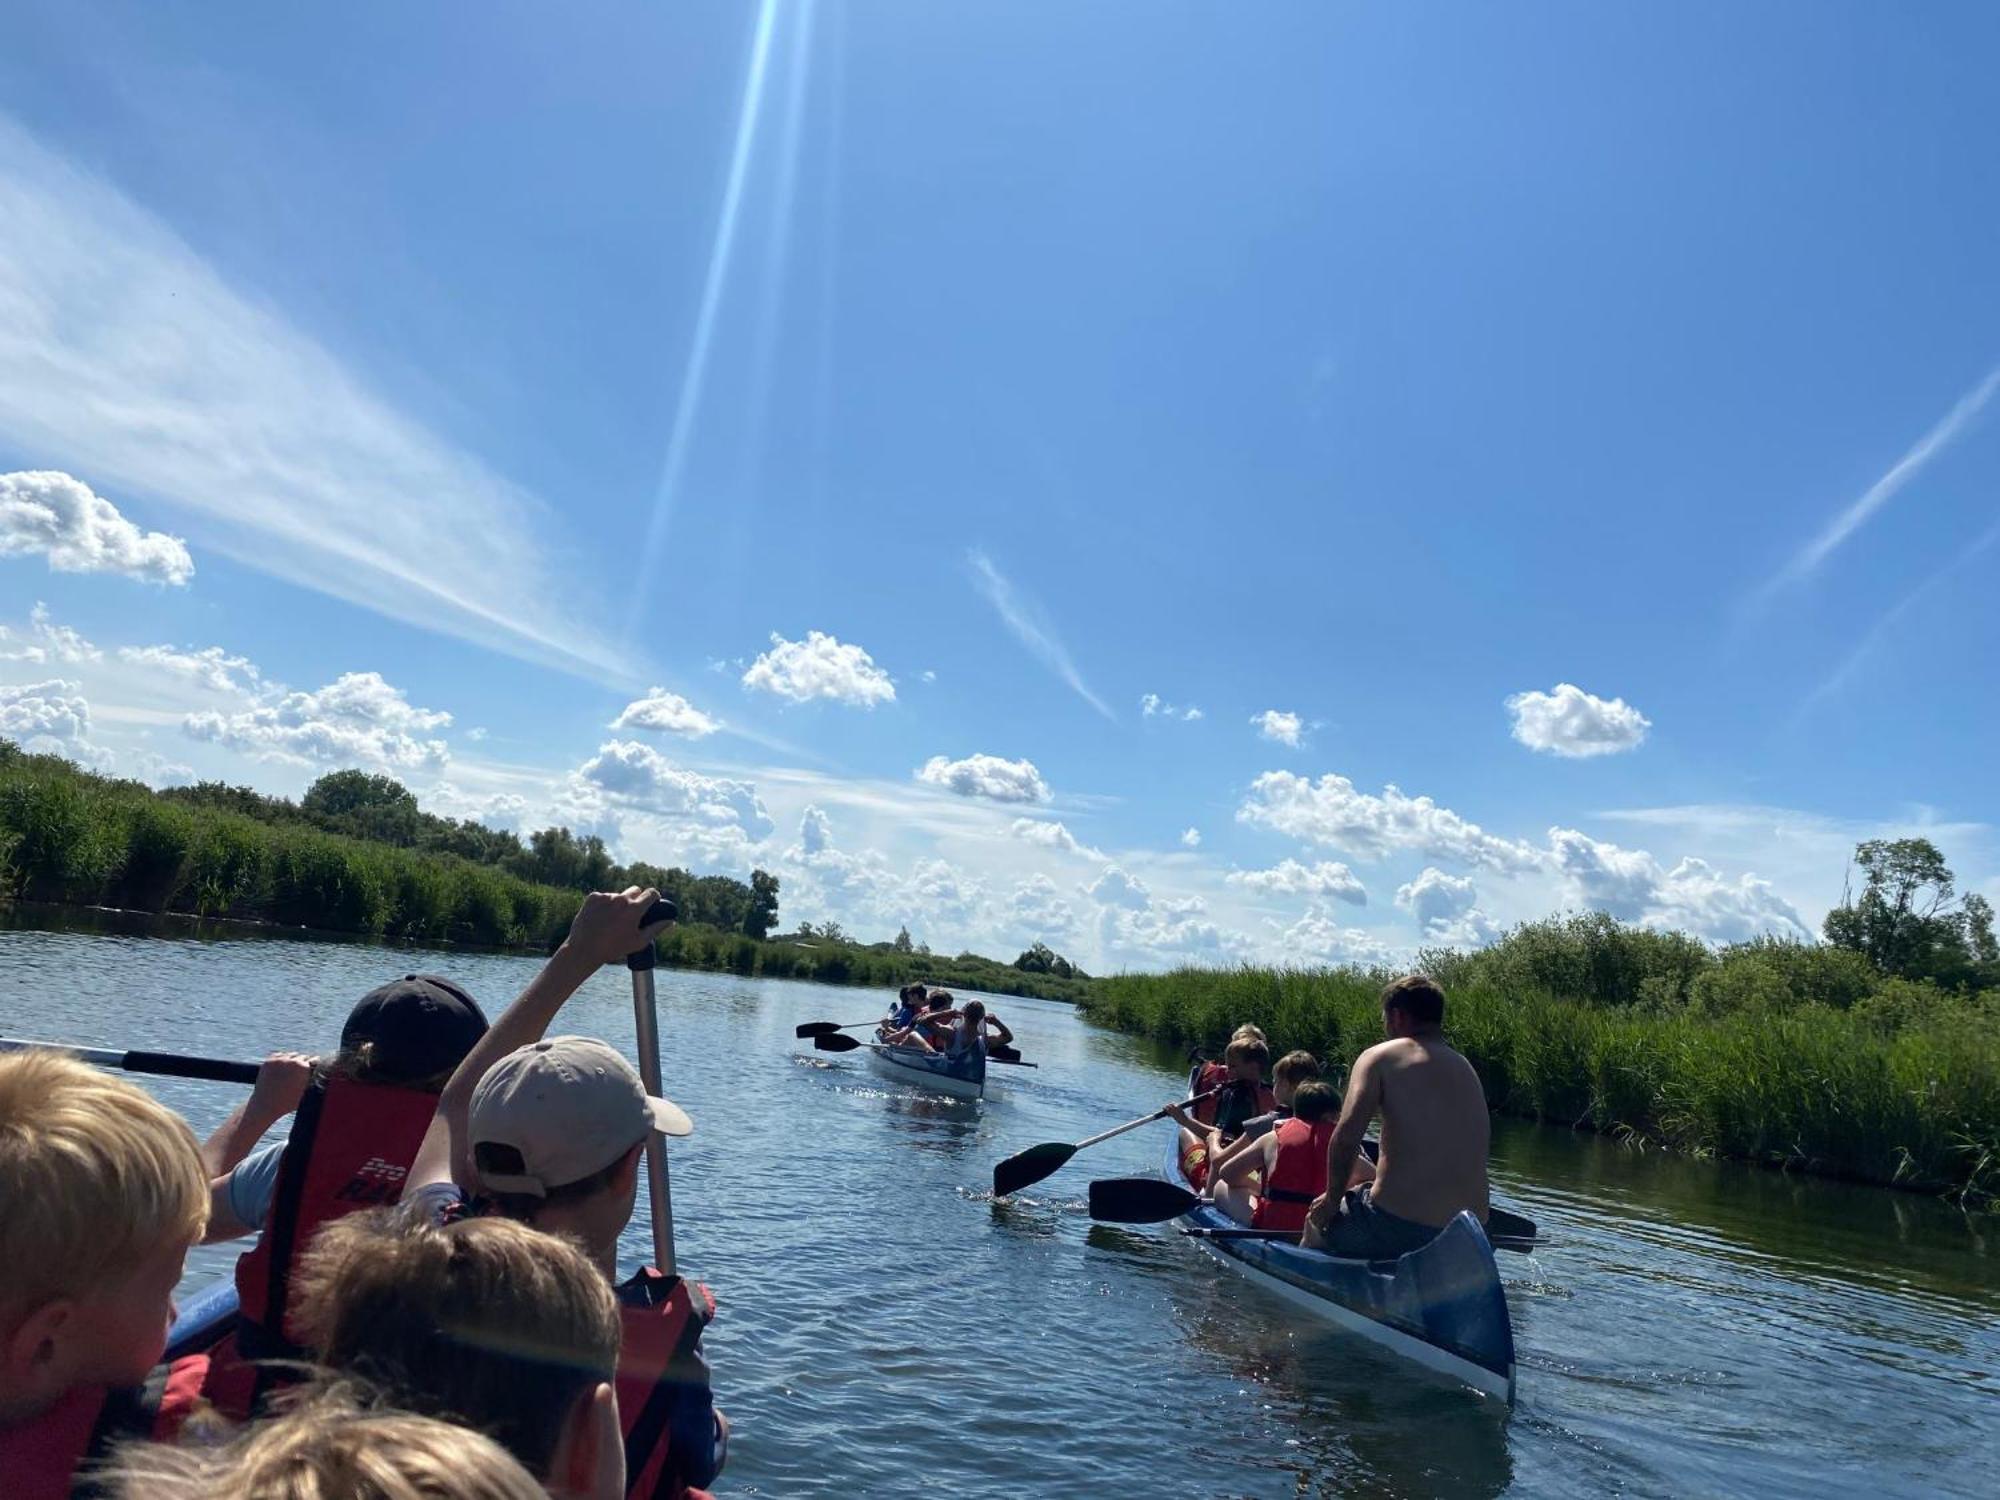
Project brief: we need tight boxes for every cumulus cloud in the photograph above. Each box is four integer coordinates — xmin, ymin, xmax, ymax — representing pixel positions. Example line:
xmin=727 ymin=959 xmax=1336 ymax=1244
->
xmin=1239 ymin=770 xmax=1541 ymax=873
xmin=611 ymin=688 xmax=721 ymax=739
xmin=742 ymin=630 xmax=894 ymax=707
xmin=1 ymin=677 xmax=96 ymax=750
xmin=0 ymin=602 xmax=100 ymax=664
xmin=1507 ymin=683 xmax=1651 ymax=758
xmin=1546 ymin=827 xmax=1808 ymax=942
xmin=183 ymin=670 xmax=451 ymax=771
xmin=1085 ymin=865 xmax=1152 ymax=911
xmin=1270 ymin=905 xmax=1397 ymax=967
xmin=1251 ymin=709 xmax=1305 ymax=747
xmin=797 ymin=804 xmax=834 ymax=856
xmin=0 ymin=471 xmax=193 ymax=585
xmin=117 ymin=643 xmax=263 ymax=696
xmin=1008 ymin=873 xmax=1078 ymax=938
xmin=917 ymin=753 xmax=1050 ymax=804
xmin=428 ymin=782 xmax=529 ymax=832
xmin=574 ymin=740 xmax=774 ymax=839
xmin=1395 ymin=866 xmax=1505 ymax=947
xmin=1141 ymin=693 xmax=1203 ymax=722
xmin=1180 ymin=827 xmax=1202 ymax=849
xmin=1228 ymin=858 xmax=1367 ymax=905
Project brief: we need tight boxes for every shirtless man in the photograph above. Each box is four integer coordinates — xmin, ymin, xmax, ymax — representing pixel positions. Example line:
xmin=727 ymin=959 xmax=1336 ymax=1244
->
xmin=1302 ymin=974 xmax=1489 ymax=1258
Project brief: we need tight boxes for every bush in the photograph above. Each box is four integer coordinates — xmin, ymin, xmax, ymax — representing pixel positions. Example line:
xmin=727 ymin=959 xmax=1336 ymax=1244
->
xmin=113 ymin=798 xmax=197 ymax=911
xmin=0 ymin=772 xmax=124 ymax=903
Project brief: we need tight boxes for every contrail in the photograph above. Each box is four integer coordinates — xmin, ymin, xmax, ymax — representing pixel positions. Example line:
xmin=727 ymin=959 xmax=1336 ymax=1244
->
xmin=967 ymin=550 xmax=1115 ymax=720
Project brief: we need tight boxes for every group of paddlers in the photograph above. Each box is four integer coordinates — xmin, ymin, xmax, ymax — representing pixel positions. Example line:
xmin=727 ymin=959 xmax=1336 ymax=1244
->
xmin=876 ymin=983 xmax=1014 ymax=1058
xmin=0 ymin=888 xmax=717 ymax=1500
xmin=1170 ymin=974 xmax=1493 ymax=1258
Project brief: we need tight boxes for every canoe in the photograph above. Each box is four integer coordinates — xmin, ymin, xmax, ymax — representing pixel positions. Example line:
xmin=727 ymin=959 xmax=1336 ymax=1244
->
xmin=867 ymin=1040 xmax=984 ymax=1099
xmin=166 ymin=1276 xmax=239 ymax=1360
xmin=1166 ymin=1135 xmax=1516 ymax=1404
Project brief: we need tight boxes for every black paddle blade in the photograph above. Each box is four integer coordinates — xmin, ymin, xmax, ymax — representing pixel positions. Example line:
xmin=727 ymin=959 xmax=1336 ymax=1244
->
xmin=988 ymin=1043 xmax=1022 ymax=1063
xmin=991 ymin=1142 xmax=1075 ymax=1198
xmin=1487 ymin=1207 xmax=1538 ymax=1241
xmin=795 ymin=1021 xmax=842 ymax=1038
xmin=1088 ymin=1177 xmax=1202 ymax=1224
xmin=812 ymin=1032 xmax=863 ymax=1053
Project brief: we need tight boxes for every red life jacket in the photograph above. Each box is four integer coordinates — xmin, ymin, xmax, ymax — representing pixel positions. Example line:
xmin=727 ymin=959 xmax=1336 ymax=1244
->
xmin=203 ymin=1077 xmax=439 ymax=1417
xmin=1188 ymin=1062 xmax=1231 ymax=1125
xmin=615 ymin=1267 xmax=722 ymax=1500
xmin=1252 ymin=1116 xmax=1338 ymax=1233
xmin=0 ymin=1354 xmax=208 ymax=1500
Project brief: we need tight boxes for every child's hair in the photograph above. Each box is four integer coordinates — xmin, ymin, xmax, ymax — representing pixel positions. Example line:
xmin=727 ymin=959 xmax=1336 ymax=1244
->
xmin=1230 ymin=1024 xmax=1268 ymax=1045
xmin=0 ymin=1052 xmax=207 ymax=1328
xmin=898 ymin=983 xmax=925 ymax=1004
xmin=101 ymin=1387 xmax=547 ymax=1500
xmin=1290 ymin=1080 xmax=1340 ymax=1122
xmin=926 ymin=991 xmax=954 ymax=1012
xmin=962 ymin=999 xmax=986 ymax=1025
xmin=1272 ymin=1050 xmax=1320 ymax=1089
xmin=293 ymin=1210 xmax=619 ymax=1477
xmin=1380 ymin=974 xmax=1447 ymax=1027
xmin=1223 ymin=1037 xmax=1271 ymax=1072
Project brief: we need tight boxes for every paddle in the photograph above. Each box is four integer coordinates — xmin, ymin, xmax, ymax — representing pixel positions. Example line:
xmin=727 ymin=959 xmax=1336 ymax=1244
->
xmin=815 ymin=1031 xmax=1034 ymax=1066
xmin=794 ymin=1019 xmax=880 ymax=1039
xmin=625 ymin=896 xmax=680 ymax=1276
xmin=0 ymin=1037 xmax=260 ymax=1085
xmin=1090 ymin=1176 xmax=1543 ymax=1249
xmin=990 ymin=1087 xmax=1222 ymax=1199
xmin=1180 ymin=1225 xmax=1548 ymax=1254
xmin=811 ymin=1031 xmax=864 ymax=1053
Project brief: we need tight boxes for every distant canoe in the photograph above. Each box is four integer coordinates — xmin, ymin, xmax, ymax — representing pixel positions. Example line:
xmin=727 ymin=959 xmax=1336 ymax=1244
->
xmin=867 ymin=1040 xmax=985 ymax=1099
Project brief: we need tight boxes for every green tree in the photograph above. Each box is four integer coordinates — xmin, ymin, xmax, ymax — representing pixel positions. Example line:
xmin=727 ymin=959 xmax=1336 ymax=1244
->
xmin=745 ymin=869 xmax=781 ymax=939
xmin=893 ymin=924 xmax=914 ymax=953
xmin=1824 ymin=838 xmax=1995 ymax=988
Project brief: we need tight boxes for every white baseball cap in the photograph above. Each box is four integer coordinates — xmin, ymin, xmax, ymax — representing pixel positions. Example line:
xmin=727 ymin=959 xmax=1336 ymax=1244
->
xmin=468 ymin=1035 xmax=692 ymax=1198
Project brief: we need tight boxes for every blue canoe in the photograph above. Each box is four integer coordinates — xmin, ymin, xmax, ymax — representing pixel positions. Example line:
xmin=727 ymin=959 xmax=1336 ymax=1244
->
xmin=1167 ymin=1135 xmax=1516 ymax=1403
xmin=166 ymin=1276 xmax=239 ymax=1361
xmin=866 ymin=1040 xmax=985 ymax=1099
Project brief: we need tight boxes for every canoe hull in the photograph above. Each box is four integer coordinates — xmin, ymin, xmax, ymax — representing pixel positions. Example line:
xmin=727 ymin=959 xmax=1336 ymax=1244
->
xmin=867 ymin=1041 xmax=984 ymax=1099
xmin=1167 ymin=1136 xmax=1515 ymax=1404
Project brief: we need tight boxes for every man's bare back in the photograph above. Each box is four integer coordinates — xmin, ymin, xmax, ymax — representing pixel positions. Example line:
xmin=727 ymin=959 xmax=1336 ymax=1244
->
xmin=1366 ymin=1034 xmax=1489 ymax=1229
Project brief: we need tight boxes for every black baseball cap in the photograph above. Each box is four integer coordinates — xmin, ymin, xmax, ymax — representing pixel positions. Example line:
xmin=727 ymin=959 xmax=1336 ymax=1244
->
xmin=341 ymin=974 xmax=489 ymax=1082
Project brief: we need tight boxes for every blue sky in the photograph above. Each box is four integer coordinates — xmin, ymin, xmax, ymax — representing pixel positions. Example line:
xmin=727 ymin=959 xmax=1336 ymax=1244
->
xmin=2 ymin=1 xmax=1995 ymax=969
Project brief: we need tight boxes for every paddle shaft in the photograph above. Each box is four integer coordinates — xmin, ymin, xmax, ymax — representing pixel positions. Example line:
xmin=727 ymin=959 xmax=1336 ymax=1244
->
xmin=0 ymin=1037 xmax=260 ymax=1085
xmin=1074 ymin=1087 xmax=1221 ymax=1152
xmin=625 ymin=898 xmax=678 ymax=1276
xmin=1182 ymin=1225 xmax=1547 ymax=1252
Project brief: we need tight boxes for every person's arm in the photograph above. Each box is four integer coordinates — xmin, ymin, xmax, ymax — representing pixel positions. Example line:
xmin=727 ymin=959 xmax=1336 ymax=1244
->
xmin=1209 ymin=1131 xmax=1267 ymax=1188
xmin=409 ymin=888 xmax=673 ymax=1194
xmin=200 ymin=1053 xmax=314 ymax=1178
xmin=986 ymin=1017 xmax=1014 ymax=1046
xmin=1306 ymin=1047 xmax=1384 ymax=1234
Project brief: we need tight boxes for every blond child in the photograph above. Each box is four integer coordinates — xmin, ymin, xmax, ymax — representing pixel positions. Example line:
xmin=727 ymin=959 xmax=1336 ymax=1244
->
xmin=1193 ymin=1049 xmax=1323 ymax=1190
xmin=0 ymin=1052 xmax=210 ymax=1498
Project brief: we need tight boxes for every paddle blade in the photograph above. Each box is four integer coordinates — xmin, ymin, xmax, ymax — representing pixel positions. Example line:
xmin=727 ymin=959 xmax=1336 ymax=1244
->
xmin=988 ymin=1043 xmax=1022 ymax=1063
xmin=795 ymin=1022 xmax=842 ymax=1039
xmin=1088 ymin=1177 xmax=1202 ymax=1224
xmin=991 ymin=1142 xmax=1075 ymax=1198
xmin=812 ymin=1032 xmax=863 ymax=1053
xmin=1487 ymin=1207 xmax=1539 ymax=1241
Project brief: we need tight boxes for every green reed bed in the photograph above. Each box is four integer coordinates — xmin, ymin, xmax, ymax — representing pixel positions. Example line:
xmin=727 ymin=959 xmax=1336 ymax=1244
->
xmin=1081 ymin=965 xmax=2000 ymax=1201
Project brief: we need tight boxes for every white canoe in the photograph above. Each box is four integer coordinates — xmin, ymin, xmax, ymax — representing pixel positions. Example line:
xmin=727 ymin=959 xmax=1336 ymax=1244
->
xmin=866 ymin=1041 xmax=985 ymax=1099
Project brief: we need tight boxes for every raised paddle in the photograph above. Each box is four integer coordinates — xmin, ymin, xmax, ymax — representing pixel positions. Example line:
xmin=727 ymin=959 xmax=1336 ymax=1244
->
xmin=1091 ymin=1177 xmax=1543 ymax=1249
xmin=0 ymin=1037 xmax=261 ymax=1085
xmin=625 ymin=896 xmax=680 ymax=1276
xmin=990 ymin=1087 xmax=1223 ymax=1199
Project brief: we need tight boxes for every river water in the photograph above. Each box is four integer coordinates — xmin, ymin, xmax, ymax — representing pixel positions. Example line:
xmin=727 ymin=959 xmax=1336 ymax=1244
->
xmin=3 ymin=921 xmax=1995 ymax=1498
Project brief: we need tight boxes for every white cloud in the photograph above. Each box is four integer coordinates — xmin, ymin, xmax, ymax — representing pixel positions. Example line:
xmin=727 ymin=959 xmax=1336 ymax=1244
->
xmin=0 ymin=471 xmax=192 ymax=585
xmin=1180 ymin=827 xmax=1202 ymax=849
xmin=611 ymin=688 xmax=721 ymax=739
xmin=1251 ymin=709 xmax=1304 ymax=747
xmin=1 ymin=677 xmax=96 ymax=751
xmin=797 ymin=804 xmax=833 ymax=856
xmin=116 ymin=643 xmax=262 ymax=697
xmin=1546 ymin=826 xmax=1809 ymax=942
xmin=741 ymin=631 xmax=894 ymax=707
xmin=428 ymin=782 xmax=528 ymax=832
xmin=917 ymin=753 xmax=1050 ymax=804
xmin=1395 ymin=866 xmax=1504 ymax=948
xmin=1141 ymin=693 xmax=1203 ymax=722
xmin=0 ymin=602 xmax=100 ymax=664
xmin=1085 ymin=865 xmax=1152 ymax=911
xmin=126 ymin=749 xmax=195 ymax=789
xmin=1007 ymin=874 xmax=1078 ymax=939
xmin=183 ymin=670 xmax=451 ymax=771
xmin=0 ymin=121 xmax=623 ymax=681
xmin=1506 ymin=683 xmax=1651 ymax=758
xmin=967 ymin=550 xmax=1112 ymax=720
xmin=574 ymin=740 xmax=774 ymax=839
xmin=920 ymin=669 xmax=937 ymax=685
xmin=1239 ymin=770 xmax=1541 ymax=873
xmin=1270 ymin=905 xmax=1397 ymax=968
xmin=1228 ymin=858 xmax=1367 ymax=905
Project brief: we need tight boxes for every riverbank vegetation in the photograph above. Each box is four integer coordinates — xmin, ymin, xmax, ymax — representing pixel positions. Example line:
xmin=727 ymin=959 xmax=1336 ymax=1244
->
xmin=0 ymin=743 xmax=1087 ymax=1001
xmin=1084 ymin=843 xmax=1999 ymax=1201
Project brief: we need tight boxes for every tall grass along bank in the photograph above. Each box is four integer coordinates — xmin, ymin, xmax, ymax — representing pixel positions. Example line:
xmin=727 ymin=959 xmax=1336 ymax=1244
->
xmin=1083 ymin=922 xmax=2000 ymax=1202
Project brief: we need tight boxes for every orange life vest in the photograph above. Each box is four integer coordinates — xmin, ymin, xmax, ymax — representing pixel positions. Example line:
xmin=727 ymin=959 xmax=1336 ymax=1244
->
xmin=202 ymin=1077 xmax=439 ymax=1417
xmin=615 ymin=1267 xmax=722 ymax=1500
xmin=1252 ymin=1116 xmax=1338 ymax=1233
xmin=1188 ymin=1062 xmax=1230 ymax=1125
xmin=0 ymin=1354 xmax=208 ymax=1500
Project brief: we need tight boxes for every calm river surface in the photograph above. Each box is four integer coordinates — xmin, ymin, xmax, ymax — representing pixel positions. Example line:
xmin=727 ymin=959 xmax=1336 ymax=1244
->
xmin=4 ymin=921 xmax=1996 ymax=1497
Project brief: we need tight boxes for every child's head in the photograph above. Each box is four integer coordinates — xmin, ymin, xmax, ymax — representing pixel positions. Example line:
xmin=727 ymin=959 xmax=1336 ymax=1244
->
xmin=467 ymin=1036 xmax=688 ymax=1259
xmin=1222 ymin=1036 xmax=1270 ymax=1081
xmin=295 ymin=1210 xmax=619 ymax=1483
xmin=898 ymin=984 xmax=925 ymax=1006
xmin=961 ymin=999 xmax=986 ymax=1029
xmin=926 ymin=991 xmax=954 ymax=1013
xmin=1270 ymin=1050 xmax=1321 ymax=1106
xmin=1231 ymin=1024 xmax=1268 ymax=1046
xmin=103 ymin=1389 xmax=552 ymax=1500
xmin=1290 ymin=1079 xmax=1340 ymax=1123
xmin=0 ymin=1052 xmax=207 ymax=1408
xmin=331 ymin=975 xmax=489 ymax=1091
